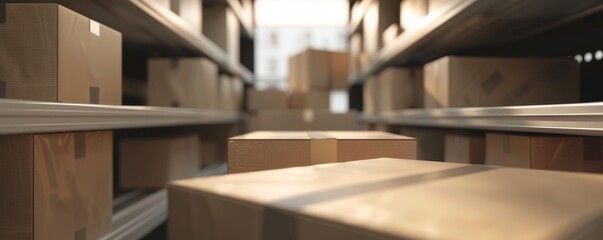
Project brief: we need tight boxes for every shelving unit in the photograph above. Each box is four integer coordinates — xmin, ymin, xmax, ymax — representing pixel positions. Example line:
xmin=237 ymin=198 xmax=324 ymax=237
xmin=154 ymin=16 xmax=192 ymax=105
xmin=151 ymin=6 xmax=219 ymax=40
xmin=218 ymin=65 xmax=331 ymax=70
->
xmin=350 ymin=0 xmax=603 ymax=84
xmin=348 ymin=0 xmax=374 ymax=36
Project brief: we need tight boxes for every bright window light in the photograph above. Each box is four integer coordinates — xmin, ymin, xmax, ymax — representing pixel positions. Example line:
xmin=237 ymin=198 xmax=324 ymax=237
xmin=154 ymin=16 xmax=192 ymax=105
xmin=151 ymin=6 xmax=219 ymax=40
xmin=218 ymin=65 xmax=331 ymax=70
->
xmin=255 ymin=0 xmax=349 ymax=27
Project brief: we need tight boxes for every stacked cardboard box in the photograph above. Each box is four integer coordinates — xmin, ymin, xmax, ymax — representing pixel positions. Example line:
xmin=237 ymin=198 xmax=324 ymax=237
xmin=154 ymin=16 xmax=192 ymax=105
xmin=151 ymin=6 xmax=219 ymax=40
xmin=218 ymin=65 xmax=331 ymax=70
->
xmin=0 ymin=4 xmax=121 ymax=239
xmin=248 ymin=110 xmax=362 ymax=131
xmin=119 ymin=135 xmax=200 ymax=188
xmin=364 ymin=67 xmax=422 ymax=115
xmin=147 ymin=58 xmax=219 ymax=109
xmin=445 ymin=134 xmax=485 ymax=164
xmin=0 ymin=3 xmax=122 ymax=105
xmin=363 ymin=76 xmax=380 ymax=115
xmin=203 ymin=6 xmax=240 ymax=63
xmin=288 ymin=49 xmax=349 ymax=93
xmin=0 ymin=131 xmax=113 ymax=239
xmin=246 ymin=89 xmax=288 ymax=112
xmin=219 ymin=75 xmax=244 ymax=112
xmin=424 ymin=56 xmax=580 ymax=108
xmin=169 ymin=158 xmax=603 ymax=239
xmin=228 ymin=131 xmax=417 ymax=173
xmin=485 ymin=133 xmax=603 ymax=173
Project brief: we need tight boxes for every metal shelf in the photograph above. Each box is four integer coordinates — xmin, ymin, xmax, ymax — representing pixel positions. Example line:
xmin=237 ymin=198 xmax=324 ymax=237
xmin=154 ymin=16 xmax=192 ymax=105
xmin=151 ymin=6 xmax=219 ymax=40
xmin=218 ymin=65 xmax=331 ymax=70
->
xmin=361 ymin=102 xmax=603 ymax=136
xmin=0 ymin=99 xmax=241 ymax=135
xmin=99 ymin=163 xmax=227 ymax=240
xmin=20 ymin=0 xmax=254 ymax=82
xmin=348 ymin=0 xmax=374 ymax=36
xmin=353 ymin=0 xmax=603 ymax=84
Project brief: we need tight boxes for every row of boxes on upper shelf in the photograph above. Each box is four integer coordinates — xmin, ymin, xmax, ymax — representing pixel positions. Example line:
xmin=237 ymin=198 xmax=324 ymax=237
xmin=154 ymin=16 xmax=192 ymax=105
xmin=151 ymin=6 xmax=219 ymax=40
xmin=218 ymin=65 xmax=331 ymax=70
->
xmin=364 ymin=56 xmax=580 ymax=114
xmin=397 ymin=127 xmax=603 ymax=174
xmin=145 ymin=0 xmax=242 ymax=62
xmin=0 ymin=4 xmax=122 ymax=239
xmin=246 ymin=49 xmax=362 ymax=131
xmin=351 ymin=0 xmax=456 ymax=73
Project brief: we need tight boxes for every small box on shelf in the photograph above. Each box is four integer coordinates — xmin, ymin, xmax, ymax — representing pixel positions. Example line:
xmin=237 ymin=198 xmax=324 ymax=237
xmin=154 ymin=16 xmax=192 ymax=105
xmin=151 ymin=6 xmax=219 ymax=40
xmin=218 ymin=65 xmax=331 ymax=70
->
xmin=203 ymin=6 xmax=240 ymax=63
xmin=445 ymin=134 xmax=485 ymax=164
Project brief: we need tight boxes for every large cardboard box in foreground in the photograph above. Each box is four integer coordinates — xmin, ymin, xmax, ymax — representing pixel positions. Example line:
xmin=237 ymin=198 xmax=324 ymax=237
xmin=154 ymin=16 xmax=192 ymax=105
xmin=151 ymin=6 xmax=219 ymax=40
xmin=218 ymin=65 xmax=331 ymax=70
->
xmin=378 ymin=67 xmax=423 ymax=111
xmin=445 ymin=134 xmax=485 ymax=164
xmin=119 ymin=135 xmax=200 ymax=188
xmin=0 ymin=131 xmax=112 ymax=239
xmin=148 ymin=58 xmax=219 ymax=109
xmin=248 ymin=110 xmax=362 ymax=131
xmin=0 ymin=3 xmax=122 ymax=104
xmin=424 ymin=56 xmax=580 ymax=108
xmin=485 ymin=133 xmax=603 ymax=173
xmin=288 ymin=49 xmax=349 ymax=91
xmin=228 ymin=131 xmax=417 ymax=173
xmin=169 ymin=158 xmax=603 ymax=239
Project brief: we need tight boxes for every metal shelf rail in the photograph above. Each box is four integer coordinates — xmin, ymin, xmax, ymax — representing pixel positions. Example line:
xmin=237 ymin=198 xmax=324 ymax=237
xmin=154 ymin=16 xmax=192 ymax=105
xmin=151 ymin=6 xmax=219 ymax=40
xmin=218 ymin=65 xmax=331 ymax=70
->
xmin=361 ymin=102 xmax=603 ymax=137
xmin=0 ymin=99 xmax=241 ymax=135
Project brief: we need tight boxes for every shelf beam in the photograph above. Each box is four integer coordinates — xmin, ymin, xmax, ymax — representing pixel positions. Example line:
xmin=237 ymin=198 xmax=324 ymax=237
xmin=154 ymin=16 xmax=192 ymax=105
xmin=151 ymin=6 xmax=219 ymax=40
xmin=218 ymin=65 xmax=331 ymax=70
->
xmin=362 ymin=102 xmax=603 ymax=136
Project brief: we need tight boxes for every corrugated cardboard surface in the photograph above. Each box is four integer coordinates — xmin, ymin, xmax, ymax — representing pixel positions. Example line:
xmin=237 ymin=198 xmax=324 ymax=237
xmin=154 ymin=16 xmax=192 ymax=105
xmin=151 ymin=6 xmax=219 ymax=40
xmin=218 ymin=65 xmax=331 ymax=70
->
xmin=246 ymin=89 xmax=288 ymax=111
xmin=170 ymin=158 xmax=603 ymax=239
xmin=400 ymin=0 xmax=428 ymax=30
xmin=203 ymin=6 xmax=239 ymax=62
xmin=1 ymin=131 xmax=112 ymax=240
xmin=120 ymin=135 xmax=200 ymax=188
xmin=424 ymin=56 xmax=580 ymax=108
xmin=288 ymin=90 xmax=330 ymax=110
xmin=0 ymin=4 xmax=121 ymax=104
xmin=445 ymin=134 xmax=485 ymax=164
xmin=378 ymin=67 xmax=423 ymax=111
xmin=250 ymin=110 xmax=361 ymax=131
xmin=228 ymin=131 xmax=415 ymax=173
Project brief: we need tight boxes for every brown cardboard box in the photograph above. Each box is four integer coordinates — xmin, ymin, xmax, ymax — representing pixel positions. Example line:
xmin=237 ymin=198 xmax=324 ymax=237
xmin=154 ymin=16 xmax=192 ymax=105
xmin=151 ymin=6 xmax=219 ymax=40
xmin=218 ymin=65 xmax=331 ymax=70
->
xmin=363 ymin=76 xmax=380 ymax=115
xmin=485 ymin=133 xmax=603 ymax=173
xmin=249 ymin=110 xmax=362 ymax=131
xmin=169 ymin=158 xmax=603 ymax=239
xmin=120 ymin=135 xmax=200 ymax=188
xmin=171 ymin=0 xmax=202 ymax=33
xmin=445 ymin=134 xmax=485 ymax=164
xmin=378 ymin=67 xmax=423 ymax=111
xmin=219 ymin=75 xmax=240 ymax=112
xmin=349 ymin=33 xmax=363 ymax=75
xmin=400 ymin=127 xmax=446 ymax=161
xmin=424 ymin=56 xmax=580 ymax=108
xmin=228 ymin=131 xmax=417 ymax=173
xmin=329 ymin=51 xmax=350 ymax=90
xmin=400 ymin=0 xmax=428 ymax=30
xmin=246 ymin=89 xmax=288 ymax=111
xmin=363 ymin=0 xmax=400 ymax=58
xmin=288 ymin=49 xmax=349 ymax=91
xmin=0 ymin=3 xmax=122 ymax=105
xmin=203 ymin=6 xmax=239 ymax=62
xmin=148 ymin=58 xmax=219 ymax=109
xmin=0 ymin=131 xmax=112 ymax=240
xmin=288 ymin=90 xmax=330 ymax=110
xmin=231 ymin=77 xmax=244 ymax=111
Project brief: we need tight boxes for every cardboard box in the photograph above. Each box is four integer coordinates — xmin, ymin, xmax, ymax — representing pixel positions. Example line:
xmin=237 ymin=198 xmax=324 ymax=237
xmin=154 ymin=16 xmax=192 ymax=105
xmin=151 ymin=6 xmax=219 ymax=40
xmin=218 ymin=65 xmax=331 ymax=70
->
xmin=219 ymin=75 xmax=242 ymax=112
xmin=228 ymin=131 xmax=417 ymax=173
xmin=382 ymin=23 xmax=400 ymax=46
xmin=363 ymin=76 xmax=380 ymax=115
xmin=249 ymin=110 xmax=362 ymax=131
xmin=171 ymin=0 xmax=202 ymax=33
xmin=148 ymin=58 xmax=219 ymax=109
xmin=169 ymin=158 xmax=603 ymax=239
xmin=378 ymin=67 xmax=423 ymax=112
xmin=349 ymin=33 xmax=363 ymax=75
xmin=400 ymin=0 xmax=428 ymax=30
xmin=120 ymin=135 xmax=200 ymax=188
xmin=400 ymin=127 xmax=445 ymax=161
xmin=0 ymin=131 xmax=112 ymax=239
xmin=0 ymin=3 xmax=122 ymax=104
xmin=363 ymin=0 xmax=400 ymax=58
xmin=203 ymin=6 xmax=239 ymax=62
xmin=445 ymin=134 xmax=485 ymax=164
xmin=485 ymin=133 xmax=603 ymax=173
xmin=288 ymin=90 xmax=330 ymax=110
xmin=246 ymin=89 xmax=288 ymax=111
xmin=288 ymin=49 xmax=349 ymax=92
xmin=424 ymin=56 xmax=580 ymax=108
